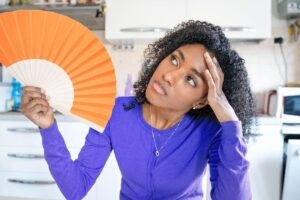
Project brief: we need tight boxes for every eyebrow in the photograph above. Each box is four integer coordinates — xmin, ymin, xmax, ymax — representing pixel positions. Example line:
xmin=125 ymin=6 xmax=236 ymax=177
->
xmin=175 ymin=49 xmax=205 ymax=81
xmin=175 ymin=49 xmax=185 ymax=62
xmin=192 ymin=68 xmax=205 ymax=81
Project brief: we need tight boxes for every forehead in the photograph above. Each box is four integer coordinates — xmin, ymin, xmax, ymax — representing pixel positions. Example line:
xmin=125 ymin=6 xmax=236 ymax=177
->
xmin=175 ymin=44 xmax=213 ymax=60
xmin=175 ymin=44 xmax=214 ymax=57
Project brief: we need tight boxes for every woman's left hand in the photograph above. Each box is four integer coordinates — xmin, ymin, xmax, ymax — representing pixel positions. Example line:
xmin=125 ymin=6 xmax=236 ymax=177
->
xmin=203 ymin=52 xmax=239 ymax=122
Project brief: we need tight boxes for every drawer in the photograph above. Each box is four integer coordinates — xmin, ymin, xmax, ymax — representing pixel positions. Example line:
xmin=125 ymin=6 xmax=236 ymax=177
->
xmin=0 ymin=171 xmax=63 ymax=199
xmin=0 ymin=146 xmax=48 ymax=172
xmin=0 ymin=171 xmax=97 ymax=200
xmin=0 ymin=121 xmax=41 ymax=146
xmin=0 ymin=146 xmax=83 ymax=172
xmin=0 ymin=121 xmax=89 ymax=148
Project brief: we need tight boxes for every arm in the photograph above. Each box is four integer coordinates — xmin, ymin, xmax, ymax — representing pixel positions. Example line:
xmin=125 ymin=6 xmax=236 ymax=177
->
xmin=208 ymin=121 xmax=251 ymax=200
xmin=202 ymin=52 xmax=251 ymax=199
xmin=40 ymin=121 xmax=112 ymax=200
xmin=20 ymin=86 xmax=112 ymax=199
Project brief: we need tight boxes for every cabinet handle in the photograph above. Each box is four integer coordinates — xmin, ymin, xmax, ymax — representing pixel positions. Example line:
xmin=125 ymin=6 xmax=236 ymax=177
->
xmin=247 ymin=133 xmax=264 ymax=144
xmin=222 ymin=26 xmax=256 ymax=32
xmin=120 ymin=27 xmax=169 ymax=32
xmin=7 ymin=153 xmax=44 ymax=159
xmin=295 ymin=149 xmax=300 ymax=156
xmin=248 ymin=133 xmax=264 ymax=137
xmin=7 ymin=127 xmax=39 ymax=133
xmin=8 ymin=179 xmax=56 ymax=185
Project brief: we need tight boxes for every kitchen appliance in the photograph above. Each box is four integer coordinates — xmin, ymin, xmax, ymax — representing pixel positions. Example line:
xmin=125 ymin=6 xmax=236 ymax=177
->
xmin=0 ymin=5 xmax=104 ymax=30
xmin=275 ymin=86 xmax=300 ymax=124
xmin=277 ymin=86 xmax=300 ymax=199
xmin=264 ymin=89 xmax=278 ymax=116
xmin=278 ymin=0 xmax=300 ymax=18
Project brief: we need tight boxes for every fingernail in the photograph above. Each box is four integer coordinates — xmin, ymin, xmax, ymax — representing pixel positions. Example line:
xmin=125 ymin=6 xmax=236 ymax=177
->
xmin=41 ymin=88 xmax=46 ymax=94
xmin=46 ymin=95 xmax=51 ymax=100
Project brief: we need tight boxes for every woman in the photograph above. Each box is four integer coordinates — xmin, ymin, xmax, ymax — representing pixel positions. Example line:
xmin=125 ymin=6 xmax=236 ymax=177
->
xmin=21 ymin=20 xmax=256 ymax=200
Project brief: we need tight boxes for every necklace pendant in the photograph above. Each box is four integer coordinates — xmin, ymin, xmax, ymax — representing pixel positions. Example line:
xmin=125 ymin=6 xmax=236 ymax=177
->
xmin=155 ymin=150 xmax=159 ymax=157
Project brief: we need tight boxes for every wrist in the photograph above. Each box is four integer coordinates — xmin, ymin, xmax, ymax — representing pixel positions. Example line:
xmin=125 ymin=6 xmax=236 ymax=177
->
xmin=39 ymin=117 xmax=55 ymax=129
xmin=211 ymin=101 xmax=239 ymax=122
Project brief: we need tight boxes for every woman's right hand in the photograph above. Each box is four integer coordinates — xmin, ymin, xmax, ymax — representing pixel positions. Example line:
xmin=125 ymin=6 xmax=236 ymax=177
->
xmin=20 ymin=86 xmax=54 ymax=129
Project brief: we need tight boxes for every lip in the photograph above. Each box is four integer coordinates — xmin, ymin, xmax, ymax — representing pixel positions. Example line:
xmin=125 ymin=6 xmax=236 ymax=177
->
xmin=152 ymin=81 xmax=167 ymax=95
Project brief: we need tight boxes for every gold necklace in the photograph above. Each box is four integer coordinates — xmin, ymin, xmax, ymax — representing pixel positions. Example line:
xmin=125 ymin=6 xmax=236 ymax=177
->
xmin=149 ymin=105 xmax=182 ymax=157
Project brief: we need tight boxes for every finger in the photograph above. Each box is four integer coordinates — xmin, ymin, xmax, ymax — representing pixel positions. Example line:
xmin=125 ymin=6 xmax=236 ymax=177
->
xmin=22 ymin=89 xmax=47 ymax=105
xmin=21 ymin=98 xmax=50 ymax=115
xmin=28 ymin=104 xmax=51 ymax=117
xmin=22 ymin=86 xmax=43 ymax=92
xmin=212 ymin=57 xmax=224 ymax=90
xmin=204 ymin=69 xmax=216 ymax=92
xmin=25 ymin=98 xmax=50 ymax=110
xmin=204 ymin=52 xmax=219 ymax=84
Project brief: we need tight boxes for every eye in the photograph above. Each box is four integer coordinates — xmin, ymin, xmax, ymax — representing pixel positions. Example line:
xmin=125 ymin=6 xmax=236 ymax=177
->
xmin=186 ymin=75 xmax=197 ymax=87
xmin=170 ymin=55 xmax=179 ymax=66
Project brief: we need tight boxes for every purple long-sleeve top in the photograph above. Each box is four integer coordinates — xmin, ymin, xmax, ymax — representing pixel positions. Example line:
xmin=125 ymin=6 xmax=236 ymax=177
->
xmin=40 ymin=96 xmax=251 ymax=200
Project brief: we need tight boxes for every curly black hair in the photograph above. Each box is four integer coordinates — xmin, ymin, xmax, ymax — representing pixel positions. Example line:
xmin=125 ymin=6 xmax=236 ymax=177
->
xmin=132 ymin=20 xmax=257 ymax=136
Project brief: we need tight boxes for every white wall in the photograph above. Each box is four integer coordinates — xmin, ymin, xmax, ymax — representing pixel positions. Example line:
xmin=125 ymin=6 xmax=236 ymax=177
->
xmin=94 ymin=0 xmax=300 ymax=114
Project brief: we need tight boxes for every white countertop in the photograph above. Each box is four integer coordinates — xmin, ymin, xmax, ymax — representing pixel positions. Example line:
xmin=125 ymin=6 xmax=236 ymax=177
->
xmin=0 ymin=111 xmax=78 ymax=122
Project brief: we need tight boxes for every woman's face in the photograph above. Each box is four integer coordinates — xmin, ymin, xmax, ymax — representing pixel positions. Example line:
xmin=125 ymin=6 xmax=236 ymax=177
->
xmin=146 ymin=44 xmax=211 ymax=112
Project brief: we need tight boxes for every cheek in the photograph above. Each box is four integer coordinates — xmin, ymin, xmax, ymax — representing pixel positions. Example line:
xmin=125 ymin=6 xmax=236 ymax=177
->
xmin=176 ymin=86 xmax=207 ymax=104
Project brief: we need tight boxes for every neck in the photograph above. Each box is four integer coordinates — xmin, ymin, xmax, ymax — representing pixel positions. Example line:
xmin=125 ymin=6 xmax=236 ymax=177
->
xmin=144 ymin=103 xmax=183 ymax=130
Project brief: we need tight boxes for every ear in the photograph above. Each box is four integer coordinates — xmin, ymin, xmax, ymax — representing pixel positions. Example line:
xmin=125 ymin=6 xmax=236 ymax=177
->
xmin=192 ymin=98 xmax=208 ymax=110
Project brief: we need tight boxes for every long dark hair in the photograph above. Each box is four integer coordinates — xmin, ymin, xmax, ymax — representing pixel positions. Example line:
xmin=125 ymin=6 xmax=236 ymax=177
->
xmin=132 ymin=20 xmax=257 ymax=136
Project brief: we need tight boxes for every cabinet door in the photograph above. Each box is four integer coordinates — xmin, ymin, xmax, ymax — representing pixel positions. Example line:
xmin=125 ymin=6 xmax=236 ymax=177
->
xmin=282 ymin=139 xmax=300 ymax=200
xmin=0 ymin=121 xmax=41 ymax=146
xmin=0 ymin=171 xmax=63 ymax=199
xmin=105 ymin=0 xmax=186 ymax=44
xmin=96 ymin=152 xmax=121 ymax=199
xmin=57 ymin=121 xmax=89 ymax=148
xmin=246 ymin=126 xmax=283 ymax=200
xmin=186 ymin=0 xmax=271 ymax=39
xmin=0 ymin=171 xmax=97 ymax=200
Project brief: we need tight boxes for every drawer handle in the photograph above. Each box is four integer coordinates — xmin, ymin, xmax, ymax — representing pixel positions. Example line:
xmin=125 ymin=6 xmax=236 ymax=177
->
xmin=8 ymin=179 xmax=56 ymax=185
xmin=7 ymin=153 xmax=44 ymax=159
xmin=222 ymin=26 xmax=256 ymax=32
xmin=120 ymin=27 xmax=169 ymax=32
xmin=248 ymin=133 xmax=264 ymax=138
xmin=7 ymin=127 xmax=39 ymax=133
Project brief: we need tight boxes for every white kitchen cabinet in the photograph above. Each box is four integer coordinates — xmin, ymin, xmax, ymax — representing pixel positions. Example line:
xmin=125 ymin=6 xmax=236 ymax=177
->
xmin=246 ymin=121 xmax=283 ymax=200
xmin=105 ymin=0 xmax=186 ymax=45
xmin=282 ymin=139 xmax=300 ymax=200
xmin=0 ymin=114 xmax=121 ymax=200
xmin=105 ymin=0 xmax=271 ymax=46
xmin=186 ymin=0 xmax=271 ymax=40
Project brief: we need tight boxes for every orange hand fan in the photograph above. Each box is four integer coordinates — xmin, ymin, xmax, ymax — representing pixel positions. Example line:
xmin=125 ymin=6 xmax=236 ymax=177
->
xmin=0 ymin=10 xmax=116 ymax=132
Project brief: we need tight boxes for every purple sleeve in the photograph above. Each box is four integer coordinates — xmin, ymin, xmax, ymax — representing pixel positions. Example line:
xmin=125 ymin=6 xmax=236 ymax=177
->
xmin=40 ymin=120 xmax=112 ymax=200
xmin=208 ymin=121 xmax=252 ymax=200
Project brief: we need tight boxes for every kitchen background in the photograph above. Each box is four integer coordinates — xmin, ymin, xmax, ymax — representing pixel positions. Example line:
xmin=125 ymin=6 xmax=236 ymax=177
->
xmin=0 ymin=0 xmax=300 ymax=200
xmin=92 ymin=0 xmax=299 ymax=114
xmin=0 ymin=0 xmax=299 ymax=113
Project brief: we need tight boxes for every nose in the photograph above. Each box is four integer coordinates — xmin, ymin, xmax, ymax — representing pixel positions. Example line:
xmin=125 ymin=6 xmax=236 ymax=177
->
xmin=162 ymin=69 xmax=180 ymax=86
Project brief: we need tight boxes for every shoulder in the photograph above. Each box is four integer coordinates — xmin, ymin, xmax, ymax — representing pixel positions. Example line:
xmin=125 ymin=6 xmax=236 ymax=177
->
xmin=113 ymin=96 xmax=139 ymax=112
xmin=108 ymin=96 xmax=140 ymax=121
xmin=104 ymin=96 xmax=140 ymax=136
